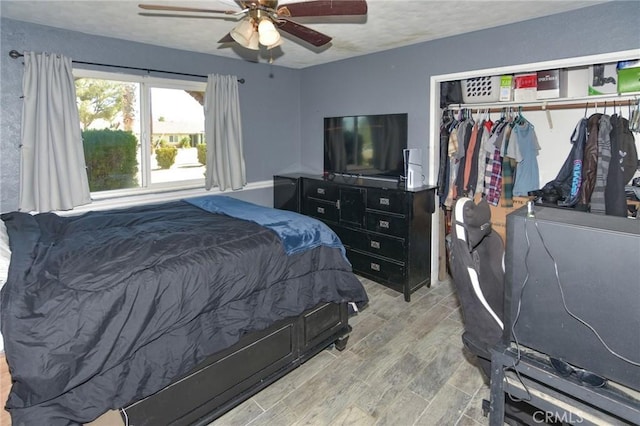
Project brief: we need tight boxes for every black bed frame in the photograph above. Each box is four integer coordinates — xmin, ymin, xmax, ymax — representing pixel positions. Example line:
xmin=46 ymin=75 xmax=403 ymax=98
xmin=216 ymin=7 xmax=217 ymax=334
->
xmin=121 ymin=302 xmax=351 ymax=426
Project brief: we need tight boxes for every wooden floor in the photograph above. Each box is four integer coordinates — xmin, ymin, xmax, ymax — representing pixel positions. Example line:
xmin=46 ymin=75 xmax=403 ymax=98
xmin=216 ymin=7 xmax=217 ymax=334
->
xmin=213 ymin=276 xmax=493 ymax=426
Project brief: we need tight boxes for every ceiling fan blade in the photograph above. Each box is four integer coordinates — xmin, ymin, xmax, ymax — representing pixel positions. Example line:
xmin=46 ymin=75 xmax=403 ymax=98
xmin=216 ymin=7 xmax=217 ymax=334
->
xmin=276 ymin=19 xmax=332 ymax=47
xmin=277 ymin=0 xmax=367 ymax=18
xmin=218 ymin=33 xmax=235 ymax=43
xmin=139 ymin=12 xmax=236 ymax=20
xmin=138 ymin=4 xmax=237 ymax=14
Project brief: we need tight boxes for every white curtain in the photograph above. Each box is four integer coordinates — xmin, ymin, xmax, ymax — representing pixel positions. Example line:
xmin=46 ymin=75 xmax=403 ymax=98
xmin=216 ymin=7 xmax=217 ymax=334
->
xmin=204 ymin=74 xmax=246 ymax=191
xmin=19 ymin=51 xmax=91 ymax=212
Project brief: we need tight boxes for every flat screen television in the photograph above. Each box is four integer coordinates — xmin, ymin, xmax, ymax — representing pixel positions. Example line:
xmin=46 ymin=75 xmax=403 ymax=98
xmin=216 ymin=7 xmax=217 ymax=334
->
xmin=324 ymin=113 xmax=407 ymax=178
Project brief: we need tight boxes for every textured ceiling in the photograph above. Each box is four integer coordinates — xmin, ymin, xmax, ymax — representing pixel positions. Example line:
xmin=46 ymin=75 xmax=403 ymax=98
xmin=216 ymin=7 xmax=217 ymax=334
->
xmin=1 ymin=0 xmax=608 ymax=69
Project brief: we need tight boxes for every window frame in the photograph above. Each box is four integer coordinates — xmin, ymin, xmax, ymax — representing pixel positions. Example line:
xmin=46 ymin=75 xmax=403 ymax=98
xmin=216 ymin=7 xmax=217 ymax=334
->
xmin=73 ymin=68 xmax=207 ymax=200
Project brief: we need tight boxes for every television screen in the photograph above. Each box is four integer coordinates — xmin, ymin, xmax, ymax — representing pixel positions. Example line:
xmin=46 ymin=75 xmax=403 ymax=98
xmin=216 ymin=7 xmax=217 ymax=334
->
xmin=324 ymin=113 xmax=407 ymax=178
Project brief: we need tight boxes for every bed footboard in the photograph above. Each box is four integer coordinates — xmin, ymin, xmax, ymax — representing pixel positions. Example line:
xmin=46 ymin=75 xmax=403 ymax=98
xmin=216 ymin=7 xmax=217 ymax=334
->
xmin=121 ymin=302 xmax=350 ymax=426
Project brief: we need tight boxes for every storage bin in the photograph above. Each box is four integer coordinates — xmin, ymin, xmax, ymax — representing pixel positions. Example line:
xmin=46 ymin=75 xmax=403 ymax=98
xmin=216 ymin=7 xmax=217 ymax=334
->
xmin=461 ymin=76 xmax=501 ymax=103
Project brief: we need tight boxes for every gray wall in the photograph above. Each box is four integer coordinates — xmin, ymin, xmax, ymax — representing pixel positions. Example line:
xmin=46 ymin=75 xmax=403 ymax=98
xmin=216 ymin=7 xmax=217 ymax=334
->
xmin=299 ymin=1 xmax=640 ymax=175
xmin=0 ymin=18 xmax=301 ymax=212
xmin=2 ymin=2 xmax=640 ymax=212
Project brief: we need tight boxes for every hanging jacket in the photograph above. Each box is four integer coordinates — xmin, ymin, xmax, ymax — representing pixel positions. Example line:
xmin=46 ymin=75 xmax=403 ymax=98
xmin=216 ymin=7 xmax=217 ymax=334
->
xmin=605 ymin=115 xmax=635 ymax=216
xmin=578 ymin=113 xmax=602 ymax=208
xmin=454 ymin=119 xmax=474 ymax=199
xmin=590 ymin=115 xmax=612 ymax=214
xmin=542 ymin=118 xmax=587 ymax=207
xmin=438 ymin=110 xmax=455 ymax=207
xmin=463 ymin=122 xmax=482 ymax=197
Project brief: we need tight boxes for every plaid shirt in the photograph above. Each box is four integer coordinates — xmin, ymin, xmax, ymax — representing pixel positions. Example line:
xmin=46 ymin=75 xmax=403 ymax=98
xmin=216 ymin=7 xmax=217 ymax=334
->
xmin=484 ymin=148 xmax=503 ymax=206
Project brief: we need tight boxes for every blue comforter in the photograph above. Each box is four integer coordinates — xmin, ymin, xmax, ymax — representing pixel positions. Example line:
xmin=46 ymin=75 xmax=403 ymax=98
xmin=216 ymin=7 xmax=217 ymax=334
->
xmin=185 ymin=195 xmax=346 ymax=258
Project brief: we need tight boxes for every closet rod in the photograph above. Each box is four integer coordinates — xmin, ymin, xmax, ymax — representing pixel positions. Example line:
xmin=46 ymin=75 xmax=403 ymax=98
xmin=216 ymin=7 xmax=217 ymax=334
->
xmin=448 ymin=99 xmax=637 ymax=113
xmin=8 ymin=50 xmax=245 ymax=84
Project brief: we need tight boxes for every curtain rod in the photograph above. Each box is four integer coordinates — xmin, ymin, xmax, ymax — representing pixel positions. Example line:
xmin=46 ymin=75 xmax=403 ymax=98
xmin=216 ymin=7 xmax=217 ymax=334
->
xmin=8 ymin=50 xmax=245 ymax=84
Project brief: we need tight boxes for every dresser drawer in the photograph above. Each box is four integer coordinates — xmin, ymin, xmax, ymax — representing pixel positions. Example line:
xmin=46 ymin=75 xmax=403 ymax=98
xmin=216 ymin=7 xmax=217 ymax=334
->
xmin=348 ymin=250 xmax=405 ymax=284
xmin=366 ymin=211 xmax=408 ymax=237
xmin=304 ymin=199 xmax=339 ymax=223
xmin=367 ymin=188 xmax=409 ymax=215
xmin=336 ymin=227 xmax=405 ymax=260
xmin=303 ymin=180 xmax=338 ymax=202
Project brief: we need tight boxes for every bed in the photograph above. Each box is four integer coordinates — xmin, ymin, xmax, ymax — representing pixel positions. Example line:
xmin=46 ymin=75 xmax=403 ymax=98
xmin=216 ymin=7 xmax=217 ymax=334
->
xmin=0 ymin=195 xmax=368 ymax=425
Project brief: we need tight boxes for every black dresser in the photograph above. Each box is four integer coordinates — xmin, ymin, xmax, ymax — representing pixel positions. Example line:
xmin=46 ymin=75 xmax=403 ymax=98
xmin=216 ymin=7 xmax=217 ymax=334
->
xmin=274 ymin=174 xmax=436 ymax=301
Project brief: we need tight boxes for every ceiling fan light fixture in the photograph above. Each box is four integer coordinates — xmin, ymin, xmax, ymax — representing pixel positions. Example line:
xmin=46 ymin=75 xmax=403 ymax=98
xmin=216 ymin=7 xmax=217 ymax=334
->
xmin=247 ymin=31 xmax=260 ymax=50
xmin=265 ymin=37 xmax=283 ymax=50
xmin=258 ymin=18 xmax=280 ymax=46
xmin=230 ymin=18 xmax=254 ymax=47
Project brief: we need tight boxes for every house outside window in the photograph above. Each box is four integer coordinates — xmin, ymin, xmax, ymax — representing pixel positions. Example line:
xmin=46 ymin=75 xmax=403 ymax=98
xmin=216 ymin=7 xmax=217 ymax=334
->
xmin=73 ymin=69 xmax=206 ymax=196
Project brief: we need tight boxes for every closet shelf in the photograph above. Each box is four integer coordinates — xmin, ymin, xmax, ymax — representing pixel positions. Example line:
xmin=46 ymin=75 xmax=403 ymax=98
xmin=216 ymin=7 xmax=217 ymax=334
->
xmin=448 ymin=91 xmax=640 ymax=112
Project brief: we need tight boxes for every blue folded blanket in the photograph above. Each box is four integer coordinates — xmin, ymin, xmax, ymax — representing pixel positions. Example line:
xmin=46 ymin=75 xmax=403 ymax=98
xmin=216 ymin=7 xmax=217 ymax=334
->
xmin=184 ymin=195 xmax=346 ymax=258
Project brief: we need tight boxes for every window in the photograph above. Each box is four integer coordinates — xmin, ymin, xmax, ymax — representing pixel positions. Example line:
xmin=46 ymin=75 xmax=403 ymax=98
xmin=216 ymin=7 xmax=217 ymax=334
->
xmin=73 ymin=70 xmax=206 ymax=196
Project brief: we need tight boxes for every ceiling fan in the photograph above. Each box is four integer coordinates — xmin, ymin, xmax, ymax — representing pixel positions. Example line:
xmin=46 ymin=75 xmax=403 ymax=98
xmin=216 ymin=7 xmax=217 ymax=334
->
xmin=138 ymin=1 xmax=368 ymax=51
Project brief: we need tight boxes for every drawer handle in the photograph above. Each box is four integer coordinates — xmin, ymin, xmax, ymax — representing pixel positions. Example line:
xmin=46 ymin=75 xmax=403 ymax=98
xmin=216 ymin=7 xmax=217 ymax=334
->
xmin=317 ymin=207 xmax=325 ymax=214
xmin=317 ymin=188 xmax=325 ymax=195
xmin=379 ymin=220 xmax=389 ymax=229
xmin=370 ymin=262 xmax=381 ymax=272
xmin=370 ymin=241 xmax=381 ymax=249
xmin=379 ymin=197 xmax=390 ymax=206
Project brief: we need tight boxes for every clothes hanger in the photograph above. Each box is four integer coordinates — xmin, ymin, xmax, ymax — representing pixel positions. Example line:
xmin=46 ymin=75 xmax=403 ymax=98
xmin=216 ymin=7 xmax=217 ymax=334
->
xmin=516 ymin=106 xmax=526 ymax=125
xmin=630 ymin=98 xmax=640 ymax=132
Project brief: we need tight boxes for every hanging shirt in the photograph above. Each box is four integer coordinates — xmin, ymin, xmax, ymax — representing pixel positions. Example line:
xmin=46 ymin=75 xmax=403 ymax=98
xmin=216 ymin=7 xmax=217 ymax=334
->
xmin=475 ymin=119 xmax=493 ymax=196
xmin=444 ymin=129 xmax=460 ymax=208
xmin=484 ymin=119 xmax=508 ymax=206
xmin=462 ymin=122 xmax=481 ymax=196
xmin=500 ymin=124 xmax=516 ymax=207
xmin=508 ymin=120 xmax=541 ymax=196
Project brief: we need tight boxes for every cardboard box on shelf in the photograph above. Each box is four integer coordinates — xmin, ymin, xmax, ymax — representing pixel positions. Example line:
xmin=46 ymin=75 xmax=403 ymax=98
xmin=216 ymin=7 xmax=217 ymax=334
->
xmin=513 ymin=73 xmax=537 ymax=102
xmin=566 ymin=66 xmax=589 ymax=98
xmin=536 ymin=69 xmax=568 ymax=99
xmin=499 ymin=75 xmax=514 ymax=101
xmin=618 ymin=67 xmax=640 ymax=93
xmin=588 ymin=63 xmax=618 ymax=95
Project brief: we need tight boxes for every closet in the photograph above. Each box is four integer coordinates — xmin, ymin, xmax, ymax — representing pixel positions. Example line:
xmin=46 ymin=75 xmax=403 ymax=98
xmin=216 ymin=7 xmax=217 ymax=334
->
xmin=427 ymin=49 xmax=640 ymax=285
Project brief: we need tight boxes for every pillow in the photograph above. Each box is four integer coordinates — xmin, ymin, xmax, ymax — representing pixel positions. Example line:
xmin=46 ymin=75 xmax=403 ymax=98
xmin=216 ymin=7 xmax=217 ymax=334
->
xmin=0 ymin=219 xmax=10 ymax=353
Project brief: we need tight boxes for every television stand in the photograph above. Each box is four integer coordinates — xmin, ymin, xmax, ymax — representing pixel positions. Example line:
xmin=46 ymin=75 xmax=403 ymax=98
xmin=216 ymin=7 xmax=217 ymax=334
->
xmin=273 ymin=173 xmax=436 ymax=301
xmin=489 ymin=345 xmax=640 ymax=425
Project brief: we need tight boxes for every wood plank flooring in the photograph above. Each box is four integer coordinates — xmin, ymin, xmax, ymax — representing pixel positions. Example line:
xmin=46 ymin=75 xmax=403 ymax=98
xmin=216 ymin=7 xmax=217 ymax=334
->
xmin=212 ymin=277 xmax=493 ymax=426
